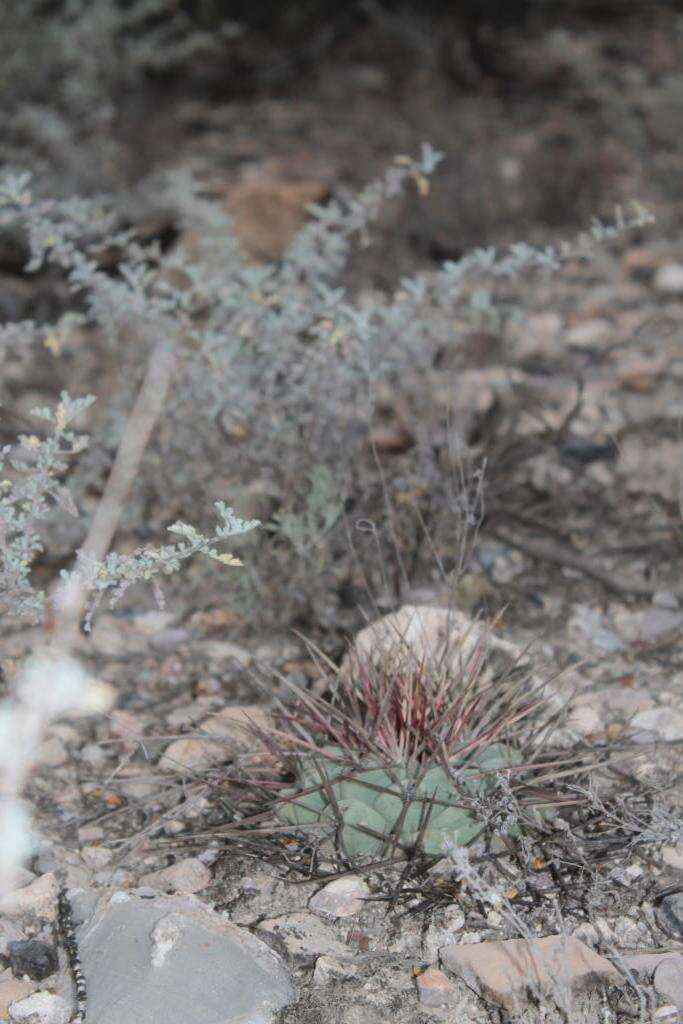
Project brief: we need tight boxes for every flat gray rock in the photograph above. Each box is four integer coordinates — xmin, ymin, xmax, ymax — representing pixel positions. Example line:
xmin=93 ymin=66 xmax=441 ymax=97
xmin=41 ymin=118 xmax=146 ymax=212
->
xmin=71 ymin=889 xmax=295 ymax=1024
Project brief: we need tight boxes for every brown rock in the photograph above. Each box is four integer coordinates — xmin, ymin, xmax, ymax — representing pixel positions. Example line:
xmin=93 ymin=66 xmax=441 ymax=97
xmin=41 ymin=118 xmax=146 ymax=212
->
xmin=622 ymin=247 xmax=663 ymax=282
xmin=368 ymin=423 xmax=414 ymax=454
xmin=416 ymin=967 xmax=458 ymax=1008
xmin=618 ymin=359 xmax=665 ymax=394
xmin=228 ymin=179 xmax=328 ymax=263
xmin=180 ymin=178 xmax=328 ymax=266
xmin=188 ymin=607 xmax=243 ymax=636
xmin=440 ymin=935 xmax=620 ymax=1010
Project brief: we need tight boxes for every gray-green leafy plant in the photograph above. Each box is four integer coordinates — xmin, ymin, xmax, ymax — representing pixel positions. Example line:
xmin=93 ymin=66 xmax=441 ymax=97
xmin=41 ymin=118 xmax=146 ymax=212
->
xmin=0 ymin=153 xmax=652 ymax=636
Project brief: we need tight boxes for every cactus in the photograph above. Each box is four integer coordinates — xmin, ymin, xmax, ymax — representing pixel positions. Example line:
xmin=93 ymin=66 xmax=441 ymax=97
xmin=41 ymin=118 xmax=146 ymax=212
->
xmin=277 ymin=741 xmax=522 ymax=858
xmin=246 ymin=624 xmax=544 ymax=863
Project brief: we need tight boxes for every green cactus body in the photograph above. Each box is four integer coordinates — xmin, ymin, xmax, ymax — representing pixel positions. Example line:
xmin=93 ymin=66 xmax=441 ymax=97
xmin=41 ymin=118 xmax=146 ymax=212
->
xmin=276 ymin=740 xmax=521 ymax=859
xmin=444 ymin=741 xmax=524 ymax=795
xmin=336 ymin=800 xmax=388 ymax=857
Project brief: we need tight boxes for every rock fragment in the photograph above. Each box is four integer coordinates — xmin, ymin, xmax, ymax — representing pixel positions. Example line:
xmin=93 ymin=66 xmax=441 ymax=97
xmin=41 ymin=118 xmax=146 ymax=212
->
xmin=140 ymin=857 xmax=211 ymax=894
xmin=69 ymin=889 xmax=295 ymax=1024
xmin=309 ymin=876 xmax=370 ymax=919
xmin=440 ymin=935 xmax=620 ymax=1011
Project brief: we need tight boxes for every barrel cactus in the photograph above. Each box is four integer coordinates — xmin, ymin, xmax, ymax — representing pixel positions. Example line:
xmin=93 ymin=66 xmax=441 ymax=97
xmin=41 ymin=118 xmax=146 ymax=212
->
xmin=244 ymin=618 xmax=543 ymax=864
xmin=277 ymin=741 xmax=523 ymax=858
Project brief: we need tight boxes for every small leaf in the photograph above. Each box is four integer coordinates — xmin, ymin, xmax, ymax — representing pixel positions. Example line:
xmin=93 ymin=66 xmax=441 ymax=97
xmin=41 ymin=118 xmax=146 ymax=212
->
xmin=208 ymin=551 xmax=243 ymax=567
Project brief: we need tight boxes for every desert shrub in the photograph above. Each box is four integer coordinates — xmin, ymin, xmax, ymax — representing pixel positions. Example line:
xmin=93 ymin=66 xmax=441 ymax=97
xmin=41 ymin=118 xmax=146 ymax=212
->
xmin=0 ymin=155 xmax=652 ymax=639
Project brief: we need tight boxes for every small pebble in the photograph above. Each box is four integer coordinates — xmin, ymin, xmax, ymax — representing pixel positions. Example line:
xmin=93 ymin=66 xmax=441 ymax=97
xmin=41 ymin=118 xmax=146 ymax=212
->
xmin=139 ymin=857 xmax=211 ymax=894
xmin=309 ymin=876 xmax=370 ymax=919
xmin=565 ymin=318 xmax=612 ymax=348
xmin=37 ymin=738 xmax=68 ymax=768
xmin=654 ymin=263 xmax=683 ymax=296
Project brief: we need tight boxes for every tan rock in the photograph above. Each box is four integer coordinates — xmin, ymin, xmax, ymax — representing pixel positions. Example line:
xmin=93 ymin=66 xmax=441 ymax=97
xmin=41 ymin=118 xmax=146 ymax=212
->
xmin=109 ymin=709 xmax=146 ymax=750
xmin=77 ymin=825 xmax=104 ymax=843
xmin=654 ymin=1004 xmax=680 ymax=1019
xmin=0 ymin=975 xmax=35 ymax=1017
xmin=514 ymin=311 xmax=563 ymax=361
xmin=201 ymin=641 xmax=252 ymax=667
xmin=631 ymin=707 xmax=683 ymax=743
xmin=662 ymin=845 xmax=683 ymax=871
xmin=80 ymin=845 xmax=113 ymax=869
xmin=308 ymin=876 xmax=370 ymax=919
xmin=440 ymin=934 xmax=620 ymax=1010
xmin=6 ymin=990 xmax=70 ymax=1022
xmin=0 ymin=872 xmax=59 ymax=920
xmin=140 ymin=856 xmax=211 ymax=894
xmin=79 ymin=612 xmax=175 ymax=657
xmin=565 ymin=318 xmax=613 ymax=349
xmin=566 ymin=701 xmax=603 ymax=738
xmin=159 ymin=705 xmax=272 ymax=772
xmin=343 ymin=605 xmax=533 ymax=687
xmin=116 ymin=765 xmax=159 ymax=801
xmin=36 ymin=736 xmax=68 ymax=768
